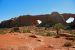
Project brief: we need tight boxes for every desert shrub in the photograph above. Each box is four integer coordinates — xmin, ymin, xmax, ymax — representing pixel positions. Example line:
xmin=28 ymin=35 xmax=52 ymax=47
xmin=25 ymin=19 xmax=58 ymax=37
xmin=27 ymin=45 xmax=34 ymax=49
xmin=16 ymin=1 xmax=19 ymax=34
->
xmin=10 ymin=27 xmax=20 ymax=33
xmin=46 ymin=32 xmax=56 ymax=36
xmin=37 ymin=31 xmax=56 ymax=36
xmin=23 ymin=29 xmax=31 ymax=33
xmin=69 ymin=30 xmax=75 ymax=36
xmin=46 ymin=32 xmax=51 ymax=36
xmin=0 ymin=30 xmax=6 ymax=34
xmin=37 ymin=32 xmax=46 ymax=36
xmin=53 ymin=23 xmax=64 ymax=35
xmin=63 ymin=42 xmax=73 ymax=47
xmin=9 ymin=30 xmax=14 ymax=33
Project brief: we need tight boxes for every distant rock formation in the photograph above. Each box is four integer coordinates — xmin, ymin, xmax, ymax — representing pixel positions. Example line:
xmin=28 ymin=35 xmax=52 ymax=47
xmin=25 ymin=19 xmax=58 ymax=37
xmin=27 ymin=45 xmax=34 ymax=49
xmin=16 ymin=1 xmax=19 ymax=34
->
xmin=50 ymin=12 xmax=66 ymax=24
xmin=0 ymin=12 xmax=75 ymax=28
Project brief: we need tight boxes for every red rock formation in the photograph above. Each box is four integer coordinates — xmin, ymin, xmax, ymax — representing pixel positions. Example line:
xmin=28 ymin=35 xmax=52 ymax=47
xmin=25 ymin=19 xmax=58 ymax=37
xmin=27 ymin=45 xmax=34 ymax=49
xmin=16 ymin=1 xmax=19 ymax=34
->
xmin=0 ymin=12 xmax=75 ymax=28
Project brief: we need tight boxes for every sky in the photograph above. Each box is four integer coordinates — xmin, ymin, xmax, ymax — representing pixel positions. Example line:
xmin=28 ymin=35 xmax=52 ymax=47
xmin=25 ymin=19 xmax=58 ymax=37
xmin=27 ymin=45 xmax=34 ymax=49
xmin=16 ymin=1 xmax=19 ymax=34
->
xmin=0 ymin=0 xmax=75 ymax=22
xmin=66 ymin=17 xmax=74 ymax=23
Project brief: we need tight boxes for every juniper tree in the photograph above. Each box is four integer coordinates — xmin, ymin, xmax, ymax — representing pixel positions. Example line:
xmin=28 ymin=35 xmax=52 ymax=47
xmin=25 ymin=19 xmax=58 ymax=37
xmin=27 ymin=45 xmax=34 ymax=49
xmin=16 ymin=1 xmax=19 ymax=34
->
xmin=53 ymin=23 xmax=64 ymax=35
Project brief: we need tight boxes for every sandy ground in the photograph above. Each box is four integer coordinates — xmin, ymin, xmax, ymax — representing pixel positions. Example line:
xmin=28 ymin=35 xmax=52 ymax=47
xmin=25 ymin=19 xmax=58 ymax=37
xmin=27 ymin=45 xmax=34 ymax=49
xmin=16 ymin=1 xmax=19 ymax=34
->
xmin=0 ymin=33 xmax=75 ymax=50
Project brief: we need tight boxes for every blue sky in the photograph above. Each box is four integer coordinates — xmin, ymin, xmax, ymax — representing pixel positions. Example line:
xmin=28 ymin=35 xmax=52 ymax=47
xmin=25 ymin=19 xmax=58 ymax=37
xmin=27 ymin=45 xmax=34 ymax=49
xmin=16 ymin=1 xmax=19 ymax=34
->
xmin=0 ymin=0 xmax=75 ymax=22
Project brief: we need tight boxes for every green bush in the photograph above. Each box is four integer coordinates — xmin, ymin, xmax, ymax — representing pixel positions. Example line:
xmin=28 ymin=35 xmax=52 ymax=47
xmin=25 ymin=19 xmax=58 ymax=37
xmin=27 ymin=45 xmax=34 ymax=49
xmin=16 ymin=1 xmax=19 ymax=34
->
xmin=53 ymin=23 xmax=64 ymax=35
xmin=23 ymin=29 xmax=31 ymax=33
xmin=37 ymin=31 xmax=56 ymax=36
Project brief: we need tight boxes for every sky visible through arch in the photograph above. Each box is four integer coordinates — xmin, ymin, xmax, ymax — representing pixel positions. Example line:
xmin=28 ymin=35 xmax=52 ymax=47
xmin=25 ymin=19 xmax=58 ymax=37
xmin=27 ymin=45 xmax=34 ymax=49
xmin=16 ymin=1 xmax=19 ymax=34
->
xmin=0 ymin=0 xmax=75 ymax=22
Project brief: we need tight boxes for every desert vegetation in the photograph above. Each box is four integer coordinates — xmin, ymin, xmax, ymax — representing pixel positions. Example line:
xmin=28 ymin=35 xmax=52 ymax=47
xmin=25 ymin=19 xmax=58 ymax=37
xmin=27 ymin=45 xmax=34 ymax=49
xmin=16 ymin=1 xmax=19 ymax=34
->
xmin=53 ymin=23 xmax=64 ymax=35
xmin=0 ymin=25 xmax=75 ymax=50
